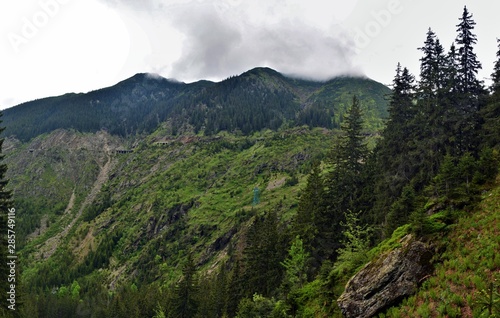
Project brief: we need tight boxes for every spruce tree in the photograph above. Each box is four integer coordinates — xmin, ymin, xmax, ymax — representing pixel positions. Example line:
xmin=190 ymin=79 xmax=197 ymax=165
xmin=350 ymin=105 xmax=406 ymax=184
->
xmin=226 ymin=259 xmax=244 ymax=318
xmin=371 ymin=65 xmax=417 ymax=225
xmin=385 ymin=184 xmax=415 ymax=235
xmin=324 ymin=96 xmax=368 ymax=257
xmin=454 ymin=6 xmax=485 ymax=154
xmin=456 ymin=6 xmax=482 ymax=95
xmin=326 ymin=96 xmax=367 ymax=213
xmin=332 ymin=209 xmax=372 ymax=277
xmin=481 ymin=39 xmax=500 ymax=147
xmin=338 ymin=96 xmax=367 ymax=176
xmin=492 ymin=39 xmax=500 ymax=95
xmin=444 ymin=43 xmax=460 ymax=94
xmin=416 ymin=30 xmax=449 ymax=184
xmin=418 ymin=28 xmax=439 ymax=103
xmin=293 ymin=161 xmax=325 ymax=266
xmin=172 ymin=254 xmax=199 ymax=318
xmin=441 ymin=43 xmax=461 ymax=150
xmin=280 ymin=236 xmax=309 ymax=293
xmin=242 ymin=210 xmax=284 ymax=298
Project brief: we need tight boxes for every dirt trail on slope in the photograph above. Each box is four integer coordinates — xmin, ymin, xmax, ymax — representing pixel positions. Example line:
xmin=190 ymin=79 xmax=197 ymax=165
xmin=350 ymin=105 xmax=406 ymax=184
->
xmin=37 ymin=145 xmax=115 ymax=260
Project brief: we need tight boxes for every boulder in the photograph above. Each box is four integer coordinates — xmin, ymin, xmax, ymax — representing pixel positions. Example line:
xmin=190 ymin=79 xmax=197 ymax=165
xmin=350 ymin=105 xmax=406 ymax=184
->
xmin=337 ymin=235 xmax=433 ymax=318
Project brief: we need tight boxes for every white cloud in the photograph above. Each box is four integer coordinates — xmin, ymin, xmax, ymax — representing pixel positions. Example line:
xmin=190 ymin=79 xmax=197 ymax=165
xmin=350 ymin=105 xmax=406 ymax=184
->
xmin=94 ymin=0 xmax=363 ymax=82
xmin=2 ymin=0 xmax=500 ymax=109
xmin=0 ymin=0 xmax=130 ymax=108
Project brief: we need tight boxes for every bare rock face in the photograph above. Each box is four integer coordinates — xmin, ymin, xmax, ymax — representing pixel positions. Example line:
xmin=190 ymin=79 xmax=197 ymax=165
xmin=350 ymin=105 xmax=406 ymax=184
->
xmin=337 ymin=235 xmax=433 ymax=318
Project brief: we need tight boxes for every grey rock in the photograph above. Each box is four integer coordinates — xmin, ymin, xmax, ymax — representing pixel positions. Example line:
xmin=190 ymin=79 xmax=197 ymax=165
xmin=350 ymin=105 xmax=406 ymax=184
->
xmin=337 ymin=235 xmax=433 ymax=318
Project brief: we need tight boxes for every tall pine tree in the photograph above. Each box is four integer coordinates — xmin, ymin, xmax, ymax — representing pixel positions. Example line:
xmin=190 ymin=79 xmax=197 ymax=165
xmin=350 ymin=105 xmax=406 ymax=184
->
xmin=481 ymin=39 xmax=500 ymax=148
xmin=324 ymin=96 xmax=368 ymax=257
xmin=454 ymin=5 xmax=485 ymax=154
xmin=418 ymin=28 xmax=439 ymax=103
xmin=242 ymin=210 xmax=285 ymax=298
xmin=456 ymin=6 xmax=482 ymax=96
xmin=172 ymin=253 xmax=199 ymax=318
xmin=293 ymin=161 xmax=325 ymax=269
xmin=371 ymin=65 xmax=417 ymax=226
xmin=415 ymin=30 xmax=449 ymax=185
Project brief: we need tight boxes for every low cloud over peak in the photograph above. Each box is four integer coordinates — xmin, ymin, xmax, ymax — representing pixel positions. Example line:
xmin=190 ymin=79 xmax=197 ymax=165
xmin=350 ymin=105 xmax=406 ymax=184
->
xmin=98 ymin=0 xmax=364 ymax=82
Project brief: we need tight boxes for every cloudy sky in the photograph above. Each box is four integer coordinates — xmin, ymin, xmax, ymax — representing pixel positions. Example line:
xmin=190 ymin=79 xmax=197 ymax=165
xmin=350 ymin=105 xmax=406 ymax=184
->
xmin=1 ymin=0 xmax=499 ymax=109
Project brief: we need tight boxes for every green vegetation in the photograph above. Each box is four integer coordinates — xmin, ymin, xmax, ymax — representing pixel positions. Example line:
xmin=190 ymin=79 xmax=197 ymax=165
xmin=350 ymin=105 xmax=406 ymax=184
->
xmin=1 ymin=6 xmax=500 ymax=318
xmin=388 ymin=183 xmax=500 ymax=317
xmin=3 ymin=68 xmax=390 ymax=142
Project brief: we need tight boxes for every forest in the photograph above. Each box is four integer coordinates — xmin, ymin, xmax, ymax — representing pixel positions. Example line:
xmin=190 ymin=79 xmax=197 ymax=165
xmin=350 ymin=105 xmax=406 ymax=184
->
xmin=0 ymin=5 xmax=500 ymax=318
xmin=1 ymin=68 xmax=389 ymax=142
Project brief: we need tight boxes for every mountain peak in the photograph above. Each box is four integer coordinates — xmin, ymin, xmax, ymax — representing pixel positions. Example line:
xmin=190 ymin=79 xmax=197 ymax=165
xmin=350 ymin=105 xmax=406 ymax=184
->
xmin=3 ymin=67 xmax=390 ymax=141
xmin=125 ymin=72 xmax=182 ymax=84
xmin=242 ymin=67 xmax=283 ymax=78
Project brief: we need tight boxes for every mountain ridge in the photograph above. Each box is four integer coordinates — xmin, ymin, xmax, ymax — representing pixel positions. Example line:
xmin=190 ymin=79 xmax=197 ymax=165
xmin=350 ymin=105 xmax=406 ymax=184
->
xmin=0 ymin=66 xmax=393 ymax=317
xmin=2 ymin=67 xmax=390 ymax=142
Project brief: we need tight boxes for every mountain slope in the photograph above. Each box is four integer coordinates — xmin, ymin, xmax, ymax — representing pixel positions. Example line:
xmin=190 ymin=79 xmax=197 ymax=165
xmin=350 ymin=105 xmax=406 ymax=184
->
xmin=2 ymin=74 xmax=186 ymax=141
xmin=1 ymin=67 xmax=392 ymax=317
xmin=12 ymin=127 xmax=334 ymax=292
xmin=385 ymin=181 xmax=500 ymax=317
xmin=2 ymin=68 xmax=390 ymax=141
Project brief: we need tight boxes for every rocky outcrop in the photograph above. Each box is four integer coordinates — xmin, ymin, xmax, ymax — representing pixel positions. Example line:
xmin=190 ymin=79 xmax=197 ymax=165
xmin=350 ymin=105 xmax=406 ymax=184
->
xmin=337 ymin=235 xmax=433 ymax=318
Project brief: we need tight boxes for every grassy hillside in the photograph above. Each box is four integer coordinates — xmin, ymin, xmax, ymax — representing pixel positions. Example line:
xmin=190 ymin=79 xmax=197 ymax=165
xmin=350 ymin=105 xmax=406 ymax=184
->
xmin=13 ymin=127 xmax=335 ymax=293
xmin=0 ymin=67 xmax=391 ymax=317
xmin=380 ymin=181 xmax=500 ymax=317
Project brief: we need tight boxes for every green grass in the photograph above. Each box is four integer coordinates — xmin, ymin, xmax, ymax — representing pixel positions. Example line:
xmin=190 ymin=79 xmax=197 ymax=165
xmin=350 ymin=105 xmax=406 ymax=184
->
xmin=18 ymin=127 xmax=336 ymax=291
xmin=381 ymin=181 xmax=500 ymax=317
xmin=367 ymin=223 xmax=411 ymax=260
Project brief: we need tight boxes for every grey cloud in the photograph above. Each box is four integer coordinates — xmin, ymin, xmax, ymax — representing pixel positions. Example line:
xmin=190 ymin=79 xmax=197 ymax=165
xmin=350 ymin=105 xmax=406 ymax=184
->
xmin=170 ymin=4 xmax=361 ymax=81
xmin=97 ymin=0 xmax=363 ymax=81
xmin=98 ymin=0 xmax=162 ymax=10
xmin=169 ymin=4 xmax=243 ymax=79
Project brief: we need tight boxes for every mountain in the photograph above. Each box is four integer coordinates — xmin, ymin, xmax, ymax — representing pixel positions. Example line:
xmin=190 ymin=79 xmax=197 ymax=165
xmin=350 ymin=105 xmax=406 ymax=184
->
xmin=0 ymin=67 xmax=395 ymax=316
xmin=2 ymin=67 xmax=390 ymax=141
xmin=2 ymin=59 xmax=499 ymax=317
xmin=4 ymin=6 xmax=498 ymax=316
xmin=2 ymin=73 xmax=188 ymax=141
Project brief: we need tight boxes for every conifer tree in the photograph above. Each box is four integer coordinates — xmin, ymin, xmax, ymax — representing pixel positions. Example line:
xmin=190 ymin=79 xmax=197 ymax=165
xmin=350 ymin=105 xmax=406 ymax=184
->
xmin=281 ymin=236 xmax=309 ymax=293
xmin=226 ymin=259 xmax=244 ymax=318
xmin=243 ymin=210 xmax=284 ymax=298
xmin=293 ymin=161 xmax=325 ymax=265
xmin=418 ymin=28 xmax=439 ymax=103
xmin=172 ymin=253 xmax=199 ymax=318
xmin=326 ymin=96 xmax=367 ymax=210
xmin=418 ymin=30 xmax=448 ymax=131
xmin=416 ymin=30 xmax=449 ymax=183
xmin=371 ymin=65 xmax=416 ymax=224
xmin=324 ymin=96 xmax=368 ymax=257
xmin=338 ymin=96 xmax=367 ymax=176
xmin=492 ymin=39 xmax=500 ymax=96
xmin=481 ymin=39 xmax=500 ymax=147
xmin=444 ymin=43 xmax=460 ymax=92
xmin=385 ymin=184 xmax=415 ymax=235
xmin=456 ymin=6 xmax=482 ymax=96
xmin=440 ymin=43 xmax=461 ymax=150
xmin=332 ymin=209 xmax=372 ymax=277
xmin=454 ymin=6 xmax=485 ymax=154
